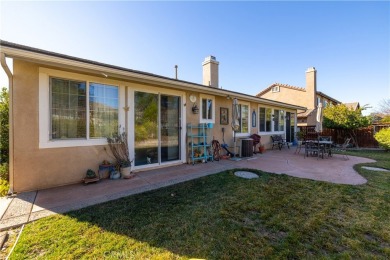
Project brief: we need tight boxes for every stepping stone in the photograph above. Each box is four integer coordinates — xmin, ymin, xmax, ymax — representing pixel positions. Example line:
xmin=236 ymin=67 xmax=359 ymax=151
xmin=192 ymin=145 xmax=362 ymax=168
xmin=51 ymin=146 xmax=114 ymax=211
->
xmin=234 ymin=171 xmax=259 ymax=179
xmin=362 ymin=166 xmax=390 ymax=172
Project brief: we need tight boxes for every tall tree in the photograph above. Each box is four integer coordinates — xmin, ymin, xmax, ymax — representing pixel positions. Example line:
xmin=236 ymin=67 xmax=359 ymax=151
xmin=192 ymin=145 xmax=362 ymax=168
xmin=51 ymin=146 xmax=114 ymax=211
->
xmin=375 ymin=99 xmax=390 ymax=123
xmin=0 ymin=87 xmax=9 ymax=163
xmin=323 ymin=104 xmax=371 ymax=148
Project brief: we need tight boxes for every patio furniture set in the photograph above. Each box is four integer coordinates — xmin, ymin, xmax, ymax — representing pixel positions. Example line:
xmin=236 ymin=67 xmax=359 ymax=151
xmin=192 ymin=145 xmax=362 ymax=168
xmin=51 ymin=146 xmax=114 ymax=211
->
xmin=295 ymin=136 xmax=351 ymax=160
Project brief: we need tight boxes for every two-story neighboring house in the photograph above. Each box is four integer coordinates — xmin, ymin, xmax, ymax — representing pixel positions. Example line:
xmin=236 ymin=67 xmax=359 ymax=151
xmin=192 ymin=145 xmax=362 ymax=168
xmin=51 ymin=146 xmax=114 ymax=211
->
xmin=256 ymin=67 xmax=341 ymax=127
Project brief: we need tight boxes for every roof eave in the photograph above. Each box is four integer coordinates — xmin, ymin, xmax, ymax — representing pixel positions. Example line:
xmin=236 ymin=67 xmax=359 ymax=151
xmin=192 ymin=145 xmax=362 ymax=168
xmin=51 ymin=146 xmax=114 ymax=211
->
xmin=1 ymin=41 xmax=305 ymax=111
xmin=317 ymin=91 xmax=341 ymax=104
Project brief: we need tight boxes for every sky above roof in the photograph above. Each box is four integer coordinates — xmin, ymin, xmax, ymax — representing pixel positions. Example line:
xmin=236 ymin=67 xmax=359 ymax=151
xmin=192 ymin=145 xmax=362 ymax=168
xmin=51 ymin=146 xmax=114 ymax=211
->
xmin=0 ymin=1 xmax=389 ymax=115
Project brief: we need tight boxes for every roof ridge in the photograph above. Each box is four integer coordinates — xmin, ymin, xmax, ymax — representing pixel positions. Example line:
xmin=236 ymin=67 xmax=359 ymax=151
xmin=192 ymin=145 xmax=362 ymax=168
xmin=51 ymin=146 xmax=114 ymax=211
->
xmin=256 ymin=82 xmax=305 ymax=96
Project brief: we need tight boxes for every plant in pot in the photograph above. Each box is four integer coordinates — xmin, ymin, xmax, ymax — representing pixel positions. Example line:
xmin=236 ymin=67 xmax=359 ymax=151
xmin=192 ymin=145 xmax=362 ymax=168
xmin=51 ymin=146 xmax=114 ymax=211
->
xmin=109 ymin=164 xmax=121 ymax=180
xmin=107 ymin=131 xmax=134 ymax=179
xmin=85 ymin=169 xmax=97 ymax=179
xmin=259 ymin=143 xmax=265 ymax=153
xmin=295 ymin=131 xmax=306 ymax=141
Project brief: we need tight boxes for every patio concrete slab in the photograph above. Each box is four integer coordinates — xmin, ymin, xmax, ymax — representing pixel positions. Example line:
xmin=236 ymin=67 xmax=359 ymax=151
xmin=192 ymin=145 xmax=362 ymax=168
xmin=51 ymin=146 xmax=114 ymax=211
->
xmin=0 ymin=197 xmax=12 ymax=219
xmin=0 ymin=148 xmax=376 ymax=231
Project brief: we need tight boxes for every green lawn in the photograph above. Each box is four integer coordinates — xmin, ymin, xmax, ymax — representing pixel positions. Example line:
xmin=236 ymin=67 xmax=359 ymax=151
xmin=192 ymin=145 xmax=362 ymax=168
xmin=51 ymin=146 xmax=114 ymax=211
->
xmin=9 ymin=151 xmax=390 ymax=259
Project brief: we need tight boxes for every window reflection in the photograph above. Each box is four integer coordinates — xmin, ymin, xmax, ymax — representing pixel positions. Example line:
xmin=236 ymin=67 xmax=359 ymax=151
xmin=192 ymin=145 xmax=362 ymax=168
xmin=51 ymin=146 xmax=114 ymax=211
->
xmin=89 ymin=83 xmax=119 ymax=138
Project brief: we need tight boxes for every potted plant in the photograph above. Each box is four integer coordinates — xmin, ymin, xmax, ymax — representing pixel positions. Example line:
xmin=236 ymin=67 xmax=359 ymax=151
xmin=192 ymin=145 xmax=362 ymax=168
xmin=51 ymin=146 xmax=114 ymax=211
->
xmin=107 ymin=131 xmax=134 ymax=179
xmin=296 ymin=131 xmax=305 ymax=141
xmin=83 ymin=169 xmax=99 ymax=184
xmin=110 ymin=165 xmax=121 ymax=180
xmin=258 ymin=142 xmax=266 ymax=153
xmin=85 ymin=169 xmax=97 ymax=179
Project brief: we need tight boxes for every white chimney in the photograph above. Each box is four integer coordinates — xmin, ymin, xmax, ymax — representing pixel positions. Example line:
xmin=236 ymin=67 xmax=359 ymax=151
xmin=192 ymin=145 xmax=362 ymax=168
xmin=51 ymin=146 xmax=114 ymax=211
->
xmin=202 ymin=56 xmax=219 ymax=88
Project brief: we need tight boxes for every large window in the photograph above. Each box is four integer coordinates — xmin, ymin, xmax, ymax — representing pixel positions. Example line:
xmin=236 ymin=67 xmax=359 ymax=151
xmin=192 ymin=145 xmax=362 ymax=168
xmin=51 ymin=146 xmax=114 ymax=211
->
xmin=50 ymin=77 xmax=118 ymax=140
xmin=238 ymin=104 xmax=249 ymax=133
xmin=259 ymin=107 xmax=285 ymax=132
xmin=259 ymin=107 xmax=272 ymax=132
xmin=89 ymin=83 xmax=119 ymax=138
xmin=50 ymin=78 xmax=87 ymax=139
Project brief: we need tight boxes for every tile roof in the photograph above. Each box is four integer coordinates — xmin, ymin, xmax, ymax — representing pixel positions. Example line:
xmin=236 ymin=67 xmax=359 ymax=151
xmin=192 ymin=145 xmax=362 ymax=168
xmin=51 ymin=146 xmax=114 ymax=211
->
xmin=256 ymin=83 xmax=305 ymax=97
xmin=344 ymin=102 xmax=360 ymax=111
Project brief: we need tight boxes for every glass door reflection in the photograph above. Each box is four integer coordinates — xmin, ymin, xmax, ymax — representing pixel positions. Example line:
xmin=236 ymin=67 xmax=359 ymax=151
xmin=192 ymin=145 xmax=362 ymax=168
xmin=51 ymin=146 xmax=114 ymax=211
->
xmin=160 ymin=95 xmax=180 ymax=163
xmin=134 ymin=92 xmax=158 ymax=166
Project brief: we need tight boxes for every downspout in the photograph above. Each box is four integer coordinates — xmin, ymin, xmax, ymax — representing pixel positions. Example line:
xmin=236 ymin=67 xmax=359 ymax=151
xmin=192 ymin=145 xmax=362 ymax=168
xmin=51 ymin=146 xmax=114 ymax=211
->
xmin=1 ymin=53 xmax=14 ymax=194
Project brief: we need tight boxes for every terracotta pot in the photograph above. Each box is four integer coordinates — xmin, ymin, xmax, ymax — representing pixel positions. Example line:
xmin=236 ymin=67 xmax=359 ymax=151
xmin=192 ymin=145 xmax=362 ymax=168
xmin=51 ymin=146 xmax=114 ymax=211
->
xmin=120 ymin=166 xmax=133 ymax=179
xmin=259 ymin=146 xmax=265 ymax=153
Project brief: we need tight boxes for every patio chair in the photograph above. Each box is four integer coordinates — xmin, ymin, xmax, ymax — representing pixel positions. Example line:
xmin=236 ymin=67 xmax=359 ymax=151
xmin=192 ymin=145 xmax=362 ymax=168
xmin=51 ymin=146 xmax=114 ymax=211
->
xmin=318 ymin=136 xmax=332 ymax=157
xmin=333 ymin=138 xmax=351 ymax=160
xmin=304 ymin=140 xmax=324 ymax=159
xmin=271 ymin=135 xmax=290 ymax=150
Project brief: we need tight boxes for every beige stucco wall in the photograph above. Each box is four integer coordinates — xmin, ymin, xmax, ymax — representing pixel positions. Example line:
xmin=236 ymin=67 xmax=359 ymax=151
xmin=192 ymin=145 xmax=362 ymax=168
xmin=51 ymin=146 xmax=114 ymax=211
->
xmin=11 ymin=59 xmax=296 ymax=192
xmin=260 ymin=88 xmax=309 ymax=110
xmin=185 ymin=93 xmax=285 ymax=151
xmin=12 ymin=60 xmax=110 ymax=192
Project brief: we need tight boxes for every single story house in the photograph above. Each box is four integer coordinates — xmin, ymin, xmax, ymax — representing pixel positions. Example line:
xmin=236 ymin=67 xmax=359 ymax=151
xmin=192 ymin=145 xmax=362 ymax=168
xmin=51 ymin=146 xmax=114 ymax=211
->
xmin=0 ymin=40 xmax=305 ymax=193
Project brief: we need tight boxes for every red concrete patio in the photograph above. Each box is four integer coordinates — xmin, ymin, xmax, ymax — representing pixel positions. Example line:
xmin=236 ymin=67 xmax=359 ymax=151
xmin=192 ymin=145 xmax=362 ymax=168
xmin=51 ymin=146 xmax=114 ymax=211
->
xmin=0 ymin=148 xmax=375 ymax=231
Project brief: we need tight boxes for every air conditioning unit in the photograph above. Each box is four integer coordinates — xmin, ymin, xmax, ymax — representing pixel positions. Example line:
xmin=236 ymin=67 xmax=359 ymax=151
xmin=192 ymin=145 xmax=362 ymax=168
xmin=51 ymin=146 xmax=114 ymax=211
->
xmin=240 ymin=138 xmax=253 ymax=157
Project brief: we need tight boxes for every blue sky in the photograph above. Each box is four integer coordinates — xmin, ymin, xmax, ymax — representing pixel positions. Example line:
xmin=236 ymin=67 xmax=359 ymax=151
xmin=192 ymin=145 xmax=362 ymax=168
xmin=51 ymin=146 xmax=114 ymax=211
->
xmin=1 ymin=1 xmax=389 ymax=115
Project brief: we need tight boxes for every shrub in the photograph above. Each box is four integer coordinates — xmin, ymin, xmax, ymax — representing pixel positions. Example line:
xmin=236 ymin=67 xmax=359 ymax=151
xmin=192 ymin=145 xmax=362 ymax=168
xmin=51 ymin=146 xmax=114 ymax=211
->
xmin=374 ymin=128 xmax=390 ymax=150
xmin=0 ymin=178 xmax=9 ymax=196
xmin=0 ymin=163 xmax=8 ymax=180
xmin=0 ymin=87 xmax=9 ymax=163
xmin=0 ymin=163 xmax=9 ymax=196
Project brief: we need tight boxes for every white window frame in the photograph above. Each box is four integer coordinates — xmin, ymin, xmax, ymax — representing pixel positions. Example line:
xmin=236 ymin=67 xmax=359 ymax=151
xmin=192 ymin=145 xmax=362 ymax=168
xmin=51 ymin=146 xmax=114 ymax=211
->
xmin=317 ymin=96 xmax=321 ymax=106
xmin=199 ymin=94 xmax=215 ymax=124
xmin=258 ymin=105 xmax=286 ymax=134
xmin=271 ymin=86 xmax=280 ymax=93
xmin=128 ymin=85 xmax=187 ymax=167
xmin=258 ymin=106 xmax=273 ymax=133
xmin=274 ymin=109 xmax=285 ymax=132
xmin=235 ymin=101 xmax=250 ymax=137
xmin=39 ymin=67 xmax=125 ymax=148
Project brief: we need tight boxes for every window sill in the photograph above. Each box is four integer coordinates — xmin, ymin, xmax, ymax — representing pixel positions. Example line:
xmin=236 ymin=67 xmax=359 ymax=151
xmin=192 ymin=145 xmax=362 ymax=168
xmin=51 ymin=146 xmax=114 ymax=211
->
xmin=39 ymin=138 xmax=107 ymax=149
xmin=235 ymin=133 xmax=250 ymax=138
xmin=259 ymin=131 xmax=285 ymax=135
xmin=199 ymin=119 xmax=215 ymax=124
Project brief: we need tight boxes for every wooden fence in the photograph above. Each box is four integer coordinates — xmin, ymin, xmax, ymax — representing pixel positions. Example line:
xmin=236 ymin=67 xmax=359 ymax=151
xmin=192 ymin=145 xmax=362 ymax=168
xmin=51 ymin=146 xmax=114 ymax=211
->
xmin=298 ymin=125 xmax=387 ymax=148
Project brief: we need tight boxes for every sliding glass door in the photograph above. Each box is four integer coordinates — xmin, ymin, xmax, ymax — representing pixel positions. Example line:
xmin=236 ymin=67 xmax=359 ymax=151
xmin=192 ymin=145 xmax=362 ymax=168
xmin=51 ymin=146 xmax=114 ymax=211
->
xmin=160 ymin=95 xmax=180 ymax=163
xmin=134 ymin=92 xmax=181 ymax=166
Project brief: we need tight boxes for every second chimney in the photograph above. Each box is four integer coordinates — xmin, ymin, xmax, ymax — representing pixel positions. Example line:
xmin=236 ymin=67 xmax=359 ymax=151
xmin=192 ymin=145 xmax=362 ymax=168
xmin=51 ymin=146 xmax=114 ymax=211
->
xmin=306 ymin=67 xmax=317 ymax=109
xmin=202 ymin=56 xmax=219 ymax=88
